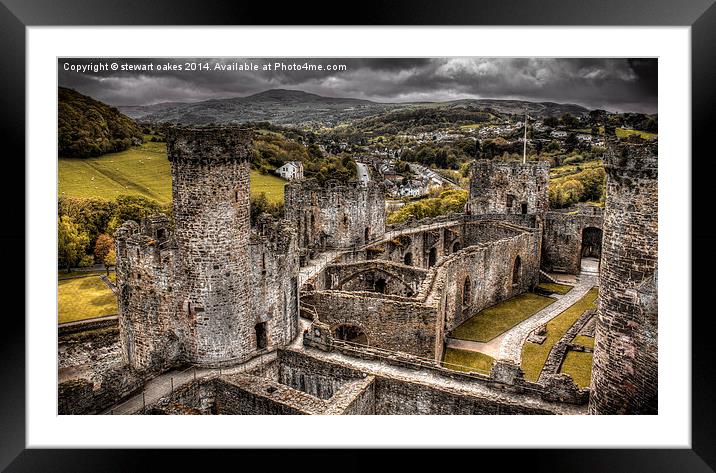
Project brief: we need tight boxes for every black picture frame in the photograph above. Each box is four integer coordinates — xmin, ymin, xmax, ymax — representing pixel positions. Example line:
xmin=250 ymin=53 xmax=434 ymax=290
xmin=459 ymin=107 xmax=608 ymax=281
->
xmin=2 ymin=0 xmax=713 ymax=470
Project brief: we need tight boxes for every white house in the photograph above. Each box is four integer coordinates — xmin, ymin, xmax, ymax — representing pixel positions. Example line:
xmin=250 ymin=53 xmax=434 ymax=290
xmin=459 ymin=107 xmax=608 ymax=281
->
xmin=275 ymin=161 xmax=304 ymax=181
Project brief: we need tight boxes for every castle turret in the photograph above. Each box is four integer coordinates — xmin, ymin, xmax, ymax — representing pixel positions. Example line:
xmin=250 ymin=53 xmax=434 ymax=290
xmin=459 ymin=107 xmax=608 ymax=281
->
xmin=467 ymin=159 xmax=549 ymax=218
xmin=589 ymin=141 xmax=658 ymax=414
xmin=167 ymin=126 xmax=255 ymax=366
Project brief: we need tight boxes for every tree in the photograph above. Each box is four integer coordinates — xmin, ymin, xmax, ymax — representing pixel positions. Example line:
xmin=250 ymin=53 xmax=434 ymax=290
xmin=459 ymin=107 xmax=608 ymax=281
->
xmin=93 ymin=233 xmax=114 ymax=264
xmin=103 ymin=248 xmax=116 ymax=276
xmin=560 ymin=113 xmax=579 ymax=129
xmin=58 ymin=215 xmax=90 ymax=272
xmin=565 ymin=133 xmax=579 ymax=152
xmin=543 ymin=116 xmax=559 ymax=128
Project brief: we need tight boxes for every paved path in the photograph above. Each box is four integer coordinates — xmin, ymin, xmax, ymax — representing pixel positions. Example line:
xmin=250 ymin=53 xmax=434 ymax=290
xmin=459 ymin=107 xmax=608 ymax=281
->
xmin=103 ymin=352 xmax=276 ymax=415
xmin=446 ymin=273 xmax=598 ymax=363
xmin=496 ymin=273 xmax=598 ymax=364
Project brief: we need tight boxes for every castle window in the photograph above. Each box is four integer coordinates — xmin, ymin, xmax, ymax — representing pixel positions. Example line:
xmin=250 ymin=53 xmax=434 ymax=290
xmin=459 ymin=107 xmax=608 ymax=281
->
xmin=404 ymin=252 xmax=413 ymax=266
xmin=462 ymin=277 xmax=471 ymax=308
xmin=521 ymin=202 xmax=528 ymax=214
xmin=428 ymin=247 xmax=437 ymax=268
xmin=507 ymin=194 xmax=515 ymax=209
xmin=255 ymin=322 xmax=268 ymax=350
xmin=374 ymin=278 xmax=386 ymax=294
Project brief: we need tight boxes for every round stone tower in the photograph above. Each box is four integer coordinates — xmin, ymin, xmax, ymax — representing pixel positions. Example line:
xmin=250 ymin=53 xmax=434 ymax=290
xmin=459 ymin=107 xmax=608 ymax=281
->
xmin=167 ymin=126 xmax=255 ymax=366
xmin=589 ymin=140 xmax=658 ymax=414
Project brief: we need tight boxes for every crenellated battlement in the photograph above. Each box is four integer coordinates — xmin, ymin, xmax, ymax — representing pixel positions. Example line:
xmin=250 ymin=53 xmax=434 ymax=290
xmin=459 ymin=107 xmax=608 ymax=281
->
xmin=604 ymin=140 xmax=658 ymax=176
xmin=166 ymin=125 xmax=254 ymax=163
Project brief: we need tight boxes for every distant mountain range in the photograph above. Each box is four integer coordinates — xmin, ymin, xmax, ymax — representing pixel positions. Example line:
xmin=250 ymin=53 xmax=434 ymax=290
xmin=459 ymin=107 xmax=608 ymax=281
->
xmin=118 ymin=89 xmax=590 ymax=126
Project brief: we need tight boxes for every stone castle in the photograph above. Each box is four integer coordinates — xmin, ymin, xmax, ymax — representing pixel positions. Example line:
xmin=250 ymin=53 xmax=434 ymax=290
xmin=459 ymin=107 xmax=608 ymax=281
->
xmin=60 ymin=125 xmax=657 ymax=415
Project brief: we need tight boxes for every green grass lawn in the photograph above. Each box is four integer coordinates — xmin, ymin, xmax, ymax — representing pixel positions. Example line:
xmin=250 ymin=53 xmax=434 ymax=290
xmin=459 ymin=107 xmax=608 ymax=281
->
xmin=442 ymin=347 xmax=494 ymax=374
xmin=250 ymin=172 xmax=287 ymax=203
xmin=559 ymin=350 xmax=593 ymax=388
xmin=59 ymin=142 xmax=286 ymax=204
xmin=58 ymin=275 xmax=117 ymax=324
xmin=59 ymin=141 xmax=173 ymax=204
xmin=521 ymin=287 xmax=599 ymax=381
xmin=536 ymin=282 xmax=573 ymax=295
xmin=57 ymin=270 xmax=105 ymax=280
xmin=615 ymin=127 xmax=657 ymax=141
xmin=572 ymin=334 xmax=595 ymax=349
xmin=450 ymin=293 xmax=556 ymax=343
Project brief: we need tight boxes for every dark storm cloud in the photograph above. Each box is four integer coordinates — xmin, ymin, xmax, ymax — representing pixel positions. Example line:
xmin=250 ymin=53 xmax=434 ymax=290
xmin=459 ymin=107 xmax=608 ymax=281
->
xmin=58 ymin=57 xmax=657 ymax=113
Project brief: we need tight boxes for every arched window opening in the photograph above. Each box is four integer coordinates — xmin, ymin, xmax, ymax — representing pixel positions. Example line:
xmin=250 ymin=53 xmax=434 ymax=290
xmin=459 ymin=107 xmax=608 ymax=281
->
xmin=462 ymin=277 xmax=471 ymax=307
xmin=404 ymin=252 xmax=413 ymax=266
xmin=428 ymin=247 xmax=437 ymax=268
xmin=333 ymin=324 xmax=368 ymax=345
xmin=374 ymin=278 xmax=386 ymax=294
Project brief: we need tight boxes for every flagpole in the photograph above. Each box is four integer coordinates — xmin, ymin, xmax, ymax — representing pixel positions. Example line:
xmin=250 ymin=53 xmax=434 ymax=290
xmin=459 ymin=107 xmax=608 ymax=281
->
xmin=522 ymin=110 xmax=528 ymax=164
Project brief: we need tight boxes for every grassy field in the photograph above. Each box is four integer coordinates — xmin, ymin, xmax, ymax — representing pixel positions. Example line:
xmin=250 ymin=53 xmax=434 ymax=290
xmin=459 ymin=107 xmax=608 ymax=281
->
xmin=450 ymin=293 xmax=556 ymax=343
xmin=59 ymin=142 xmax=287 ymax=204
xmin=58 ymin=275 xmax=117 ymax=324
xmin=442 ymin=347 xmax=494 ymax=374
xmin=536 ymin=282 xmax=573 ymax=295
xmin=250 ymin=172 xmax=288 ymax=203
xmin=521 ymin=287 xmax=599 ymax=381
xmin=559 ymin=350 xmax=593 ymax=388
xmin=572 ymin=334 xmax=595 ymax=349
xmin=58 ymin=270 xmax=105 ymax=280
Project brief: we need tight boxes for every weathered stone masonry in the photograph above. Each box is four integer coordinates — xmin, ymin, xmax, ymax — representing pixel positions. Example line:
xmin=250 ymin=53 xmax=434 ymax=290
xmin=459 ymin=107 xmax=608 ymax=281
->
xmin=284 ymin=178 xmax=386 ymax=252
xmin=467 ymin=160 xmax=549 ymax=218
xmin=114 ymin=126 xmax=300 ymax=373
xmin=542 ymin=205 xmax=604 ymax=274
xmin=589 ymin=142 xmax=658 ymax=414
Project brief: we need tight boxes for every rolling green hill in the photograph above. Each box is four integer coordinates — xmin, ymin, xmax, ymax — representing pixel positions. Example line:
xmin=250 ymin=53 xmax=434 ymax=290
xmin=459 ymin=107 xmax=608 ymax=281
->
xmin=58 ymin=87 xmax=144 ymax=158
xmin=59 ymin=141 xmax=287 ymax=204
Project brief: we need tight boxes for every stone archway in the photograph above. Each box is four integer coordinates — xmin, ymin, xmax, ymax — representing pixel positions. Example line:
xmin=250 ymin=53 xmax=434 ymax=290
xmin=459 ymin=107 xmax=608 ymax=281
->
xmin=333 ymin=323 xmax=368 ymax=345
xmin=581 ymin=227 xmax=603 ymax=274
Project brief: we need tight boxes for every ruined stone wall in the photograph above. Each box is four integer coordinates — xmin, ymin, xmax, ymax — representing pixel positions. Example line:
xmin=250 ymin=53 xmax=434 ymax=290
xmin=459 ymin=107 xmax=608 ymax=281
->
xmin=589 ymin=142 xmax=658 ymax=414
xmin=372 ymin=377 xmax=551 ymax=415
xmin=434 ymin=229 xmax=541 ymax=333
xmin=302 ymin=291 xmax=438 ymax=359
xmin=317 ymin=260 xmax=428 ymax=297
xmin=214 ymin=374 xmax=321 ymax=415
xmin=284 ymin=179 xmax=386 ymax=251
xmin=467 ymin=160 xmax=549 ymax=217
xmin=542 ymin=206 xmax=604 ymax=274
xmin=304 ymin=221 xmax=539 ymax=360
xmin=114 ymin=218 xmax=181 ymax=372
xmin=168 ymin=126 xmax=255 ymax=366
xmin=249 ymin=215 xmax=301 ymax=353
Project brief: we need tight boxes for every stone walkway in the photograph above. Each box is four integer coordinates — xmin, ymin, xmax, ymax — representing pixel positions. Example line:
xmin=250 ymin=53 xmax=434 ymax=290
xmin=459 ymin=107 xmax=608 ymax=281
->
xmin=103 ymin=352 xmax=277 ymax=415
xmin=496 ymin=273 xmax=598 ymax=364
xmin=292 ymin=344 xmax=586 ymax=415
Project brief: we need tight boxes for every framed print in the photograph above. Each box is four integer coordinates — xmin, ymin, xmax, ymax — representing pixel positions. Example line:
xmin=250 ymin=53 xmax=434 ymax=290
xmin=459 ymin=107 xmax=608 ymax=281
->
xmin=3 ymin=0 xmax=714 ymax=470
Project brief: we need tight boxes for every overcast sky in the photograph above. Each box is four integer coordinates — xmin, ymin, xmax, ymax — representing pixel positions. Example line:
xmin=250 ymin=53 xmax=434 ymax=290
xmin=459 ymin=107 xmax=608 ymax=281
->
xmin=58 ymin=58 xmax=657 ymax=113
